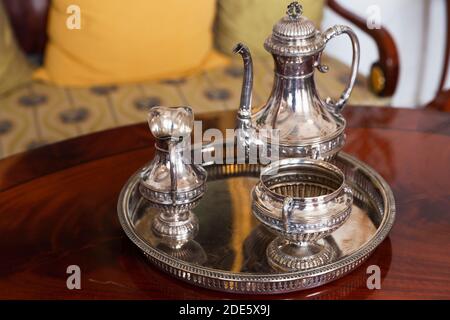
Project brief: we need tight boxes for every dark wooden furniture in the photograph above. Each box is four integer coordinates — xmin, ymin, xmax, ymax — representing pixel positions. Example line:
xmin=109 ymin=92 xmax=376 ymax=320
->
xmin=429 ymin=89 xmax=450 ymax=112
xmin=0 ymin=107 xmax=449 ymax=299
xmin=327 ymin=0 xmax=400 ymax=97
xmin=2 ymin=0 xmax=50 ymax=55
xmin=328 ymin=0 xmax=449 ymax=107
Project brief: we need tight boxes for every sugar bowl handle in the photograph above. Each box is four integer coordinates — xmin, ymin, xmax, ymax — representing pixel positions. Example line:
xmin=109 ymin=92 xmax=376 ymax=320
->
xmin=322 ymin=25 xmax=360 ymax=113
xmin=282 ymin=197 xmax=295 ymax=233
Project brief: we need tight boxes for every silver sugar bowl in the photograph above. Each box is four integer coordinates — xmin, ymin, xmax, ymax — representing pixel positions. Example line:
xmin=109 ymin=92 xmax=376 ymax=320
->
xmin=252 ymin=158 xmax=353 ymax=271
xmin=140 ymin=106 xmax=207 ymax=249
xmin=234 ymin=1 xmax=360 ymax=160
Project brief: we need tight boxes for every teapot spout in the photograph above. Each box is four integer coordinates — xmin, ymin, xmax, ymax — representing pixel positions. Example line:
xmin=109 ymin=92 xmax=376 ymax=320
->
xmin=233 ymin=43 xmax=254 ymax=161
xmin=233 ymin=43 xmax=253 ymax=123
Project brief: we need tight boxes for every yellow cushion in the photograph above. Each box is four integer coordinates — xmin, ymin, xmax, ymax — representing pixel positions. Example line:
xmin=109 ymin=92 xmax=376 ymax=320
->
xmin=0 ymin=2 xmax=32 ymax=95
xmin=215 ymin=0 xmax=325 ymax=57
xmin=35 ymin=0 xmax=228 ymax=86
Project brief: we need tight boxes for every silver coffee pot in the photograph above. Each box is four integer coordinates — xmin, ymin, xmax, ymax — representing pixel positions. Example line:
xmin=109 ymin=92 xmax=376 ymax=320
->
xmin=234 ymin=1 xmax=360 ymax=160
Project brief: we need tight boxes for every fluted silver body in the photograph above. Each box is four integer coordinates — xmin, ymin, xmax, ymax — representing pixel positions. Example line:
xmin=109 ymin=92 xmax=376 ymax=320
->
xmin=252 ymin=158 xmax=353 ymax=271
xmin=235 ymin=1 xmax=360 ymax=161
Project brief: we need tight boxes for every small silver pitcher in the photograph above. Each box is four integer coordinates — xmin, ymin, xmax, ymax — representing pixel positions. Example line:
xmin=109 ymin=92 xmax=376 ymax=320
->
xmin=139 ymin=106 xmax=207 ymax=249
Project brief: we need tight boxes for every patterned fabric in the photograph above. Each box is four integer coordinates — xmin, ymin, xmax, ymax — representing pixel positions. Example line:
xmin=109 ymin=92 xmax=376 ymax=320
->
xmin=0 ymin=55 xmax=387 ymax=158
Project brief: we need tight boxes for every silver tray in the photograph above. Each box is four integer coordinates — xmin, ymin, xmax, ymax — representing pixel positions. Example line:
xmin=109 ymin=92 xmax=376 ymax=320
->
xmin=118 ymin=151 xmax=395 ymax=294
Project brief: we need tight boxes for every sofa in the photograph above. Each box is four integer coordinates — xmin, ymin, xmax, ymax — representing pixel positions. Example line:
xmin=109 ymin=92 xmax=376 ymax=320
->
xmin=0 ymin=0 xmax=399 ymax=158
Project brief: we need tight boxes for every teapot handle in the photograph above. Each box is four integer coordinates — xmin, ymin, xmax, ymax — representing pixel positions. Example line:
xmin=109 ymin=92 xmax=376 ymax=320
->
xmin=321 ymin=25 xmax=360 ymax=113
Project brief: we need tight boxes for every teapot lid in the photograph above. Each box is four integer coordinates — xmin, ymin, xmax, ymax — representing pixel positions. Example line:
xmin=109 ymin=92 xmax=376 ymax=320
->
xmin=264 ymin=2 xmax=325 ymax=56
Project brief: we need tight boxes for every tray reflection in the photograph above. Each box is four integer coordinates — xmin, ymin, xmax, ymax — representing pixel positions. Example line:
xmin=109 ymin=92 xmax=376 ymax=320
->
xmin=132 ymin=175 xmax=378 ymax=273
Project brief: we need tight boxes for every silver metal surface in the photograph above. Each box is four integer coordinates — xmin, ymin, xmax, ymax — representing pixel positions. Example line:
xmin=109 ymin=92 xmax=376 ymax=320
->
xmin=139 ymin=106 xmax=207 ymax=249
xmin=252 ymin=158 xmax=353 ymax=271
xmin=264 ymin=3 xmax=325 ymax=56
xmin=234 ymin=1 xmax=360 ymax=160
xmin=118 ymin=151 xmax=395 ymax=294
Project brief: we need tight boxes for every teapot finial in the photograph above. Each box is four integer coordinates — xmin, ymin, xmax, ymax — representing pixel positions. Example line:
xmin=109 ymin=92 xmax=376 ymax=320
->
xmin=286 ymin=1 xmax=303 ymax=19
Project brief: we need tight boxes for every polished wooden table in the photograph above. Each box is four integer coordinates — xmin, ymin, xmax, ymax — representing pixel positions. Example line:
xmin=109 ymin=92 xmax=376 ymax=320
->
xmin=0 ymin=107 xmax=449 ymax=300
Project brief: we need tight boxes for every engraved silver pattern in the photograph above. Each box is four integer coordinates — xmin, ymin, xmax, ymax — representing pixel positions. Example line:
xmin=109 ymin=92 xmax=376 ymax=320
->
xmin=234 ymin=2 xmax=360 ymax=160
xmin=139 ymin=106 xmax=207 ymax=249
xmin=251 ymin=158 xmax=353 ymax=271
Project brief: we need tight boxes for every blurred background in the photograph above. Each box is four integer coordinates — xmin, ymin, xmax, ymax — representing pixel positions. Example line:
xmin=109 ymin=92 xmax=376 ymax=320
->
xmin=0 ymin=0 xmax=448 ymax=158
xmin=323 ymin=0 xmax=448 ymax=107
